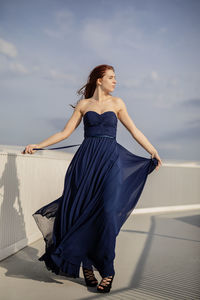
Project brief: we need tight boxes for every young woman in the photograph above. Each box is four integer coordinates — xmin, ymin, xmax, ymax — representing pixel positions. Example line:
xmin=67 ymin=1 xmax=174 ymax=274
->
xmin=22 ymin=64 xmax=162 ymax=293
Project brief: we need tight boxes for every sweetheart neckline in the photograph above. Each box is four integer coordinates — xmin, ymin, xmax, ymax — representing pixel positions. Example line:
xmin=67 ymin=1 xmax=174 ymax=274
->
xmin=83 ymin=110 xmax=117 ymax=119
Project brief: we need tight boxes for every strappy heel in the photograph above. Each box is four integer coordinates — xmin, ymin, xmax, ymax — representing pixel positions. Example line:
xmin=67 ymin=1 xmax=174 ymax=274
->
xmin=82 ymin=267 xmax=98 ymax=287
xmin=97 ymin=274 xmax=114 ymax=293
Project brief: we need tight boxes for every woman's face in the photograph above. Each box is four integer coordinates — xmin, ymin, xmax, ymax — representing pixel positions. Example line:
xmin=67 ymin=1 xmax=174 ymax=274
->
xmin=99 ymin=69 xmax=117 ymax=94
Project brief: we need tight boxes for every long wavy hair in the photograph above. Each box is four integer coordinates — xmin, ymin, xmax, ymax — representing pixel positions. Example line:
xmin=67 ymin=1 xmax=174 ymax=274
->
xmin=70 ymin=64 xmax=115 ymax=109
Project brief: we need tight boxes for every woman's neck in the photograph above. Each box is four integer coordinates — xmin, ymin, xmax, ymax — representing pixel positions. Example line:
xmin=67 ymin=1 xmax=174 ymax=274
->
xmin=92 ymin=87 xmax=111 ymax=103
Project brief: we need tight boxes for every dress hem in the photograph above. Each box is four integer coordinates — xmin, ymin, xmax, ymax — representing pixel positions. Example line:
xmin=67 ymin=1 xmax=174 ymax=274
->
xmin=38 ymin=247 xmax=81 ymax=278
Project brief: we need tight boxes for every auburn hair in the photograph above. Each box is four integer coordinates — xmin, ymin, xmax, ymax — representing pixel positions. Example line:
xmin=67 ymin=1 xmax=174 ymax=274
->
xmin=70 ymin=64 xmax=115 ymax=109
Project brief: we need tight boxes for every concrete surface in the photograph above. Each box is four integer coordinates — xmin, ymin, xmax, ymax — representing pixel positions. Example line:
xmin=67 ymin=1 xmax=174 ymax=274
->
xmin=0 ymin=210 xmax=200 ymax=300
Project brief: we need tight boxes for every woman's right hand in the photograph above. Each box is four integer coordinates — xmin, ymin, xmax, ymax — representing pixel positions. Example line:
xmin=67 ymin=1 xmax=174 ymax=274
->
xmin=21 ymin=144 xmax=39 ymax=155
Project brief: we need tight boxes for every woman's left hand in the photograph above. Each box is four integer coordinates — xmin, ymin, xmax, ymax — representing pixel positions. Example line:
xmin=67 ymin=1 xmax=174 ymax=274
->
xmin=151 ymin=151 xmax=162 ymax=171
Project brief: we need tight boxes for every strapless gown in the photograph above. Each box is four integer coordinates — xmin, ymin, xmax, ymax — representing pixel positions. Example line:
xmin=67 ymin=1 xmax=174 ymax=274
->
xmin=32 ymin=111 xmax=158 ymax=278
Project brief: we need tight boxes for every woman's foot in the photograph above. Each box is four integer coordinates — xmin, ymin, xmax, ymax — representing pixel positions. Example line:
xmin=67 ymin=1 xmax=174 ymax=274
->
xmin=97 ymin=274 xmax=114 ymax=293
xmin=82 ymin=267 xmax=98 ymax=287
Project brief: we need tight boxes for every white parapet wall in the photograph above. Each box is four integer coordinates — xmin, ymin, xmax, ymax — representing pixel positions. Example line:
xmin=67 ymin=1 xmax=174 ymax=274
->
xmin=0 ymin=145 xmax=200 ymax=261
xmin=0 ymin=146 xmax=75 ymax=261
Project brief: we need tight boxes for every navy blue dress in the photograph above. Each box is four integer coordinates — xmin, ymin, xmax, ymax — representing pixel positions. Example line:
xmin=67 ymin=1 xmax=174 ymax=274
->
xmin=32 ymin=111 xmax=158 ymax=278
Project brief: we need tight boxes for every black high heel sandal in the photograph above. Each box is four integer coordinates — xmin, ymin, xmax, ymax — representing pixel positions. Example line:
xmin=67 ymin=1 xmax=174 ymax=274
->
xmin=97 ymin=274 xmax=115 ymax=293
xmin=82 ymin=267 xmax=98 ymax=287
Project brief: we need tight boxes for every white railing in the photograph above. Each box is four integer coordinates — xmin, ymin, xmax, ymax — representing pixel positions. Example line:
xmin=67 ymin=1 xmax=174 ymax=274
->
xmin=0 ymin=146 xmax=74 ymax=261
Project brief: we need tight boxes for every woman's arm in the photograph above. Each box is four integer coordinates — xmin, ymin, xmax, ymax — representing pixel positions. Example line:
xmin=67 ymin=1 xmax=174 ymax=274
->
xmin=37 ymin=110 xmax=82 ymax=148
xmin=22 ymin=101 xmax=84 ymax=154
xmin=117 ymin=98 xmax=158 ymax=155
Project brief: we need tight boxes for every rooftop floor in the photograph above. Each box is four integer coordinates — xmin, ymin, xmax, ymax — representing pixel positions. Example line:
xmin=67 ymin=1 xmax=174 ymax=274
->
xmin=1 ymin=209 xmax=200 ymax=300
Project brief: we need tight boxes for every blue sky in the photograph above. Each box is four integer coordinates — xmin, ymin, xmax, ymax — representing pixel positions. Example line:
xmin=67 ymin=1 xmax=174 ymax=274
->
xmin=0 ymin=0 xmax=200 ymax=161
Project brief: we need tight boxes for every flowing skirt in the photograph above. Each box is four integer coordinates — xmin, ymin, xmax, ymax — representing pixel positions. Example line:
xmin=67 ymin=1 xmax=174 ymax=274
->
xmin=33 ymin=137 xmax=158 ymax=278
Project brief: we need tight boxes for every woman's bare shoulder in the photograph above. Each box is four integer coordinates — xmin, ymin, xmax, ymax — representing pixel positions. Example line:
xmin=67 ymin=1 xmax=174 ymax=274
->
xmin=74 ymin=98 xmax=89 ymax=114
xmin=115 ymin=96 xmax=125 ymax=104
xmin=114 ymin=97 xmax=127 ymax=111
xmin=74 ymin=98 xmax=87 ymax=108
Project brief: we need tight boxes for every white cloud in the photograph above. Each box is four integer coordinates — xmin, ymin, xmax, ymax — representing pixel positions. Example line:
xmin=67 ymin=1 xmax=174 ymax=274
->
xmin=0 ymin=38 xmax=29 ymax=76
xmin=151 ymin=71 xmax=159 ymax=81
xmin=120 ymin=71 xmax=159 ymax=89
xmin=0 ymin=38 xmax=18 ymax=58
xmin=82 ymin=21 xmax=111 ymax=53
xmin=32 ymin=65 xmax=40 ymax=71
xmin=120 ymin=78 xmax=142 ymax=88
xmin=43 ymin=29 xmax=62 ymax=39
xmin=43 ymin=9 xmax=75 ymax=39
xmin=55 ymin=10 xmax=74 ymax=28
xmin=159 ymin=27 xmax=168 ymax=34
xmin=49 ymin=69 xmax=77 ymax=83
xmin=0 ymin=56 xmax=29 ymax=76
xmin=80 ymin=9 xmax=148 ymax=57
xmin=170 ymin=78 xmax=179 ymax=86
xmin=9 ymin=62 xmax=28 ymax=74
